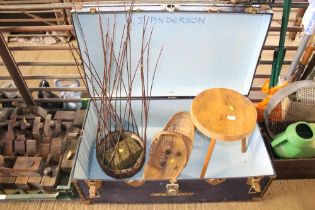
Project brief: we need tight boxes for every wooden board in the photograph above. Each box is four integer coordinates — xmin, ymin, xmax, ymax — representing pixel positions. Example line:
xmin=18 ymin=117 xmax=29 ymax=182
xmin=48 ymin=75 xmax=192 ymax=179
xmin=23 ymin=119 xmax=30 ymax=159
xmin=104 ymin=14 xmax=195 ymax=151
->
xmin=41 ymin=165 xmax=60 ymax=192
xmin=14 ymin=176 xmax=30 ymax=190
xmin=27 ymin=176 xmax=42 ymax=189
xmin=34 ymin=106 xmax=47 ymax=119
xmin=32 ymin=117 xmax=41 ymax=141
xmin=26 ymin=139 xmax=36 ymax=156
xmin=54 ymin=111 xmax=76 ymax=121
xmin=0 ymin=176 xmax=16 ymax=188
xmin=72 ymin=110 xmax=86 ymax=127
xmin=14 ymin=140 xmax=26 ymax=155
xmin=2 ymin=140 xmax=13 ymax=156
xmin=60 ymin=139 xmax=78 ymax=174
xmin=13 ymin=157 xmax=42 ymax=171
xmin=51 ymin=138 xmax=62 ymax=162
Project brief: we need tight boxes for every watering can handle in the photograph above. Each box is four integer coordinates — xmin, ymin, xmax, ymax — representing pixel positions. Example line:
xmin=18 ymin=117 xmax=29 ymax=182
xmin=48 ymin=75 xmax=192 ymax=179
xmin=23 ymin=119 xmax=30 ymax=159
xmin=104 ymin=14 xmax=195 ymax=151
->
xmin=264 ymin=80 xmax=315 ymax=138
xmin=271 ymin=133 xmax=287 ymax=148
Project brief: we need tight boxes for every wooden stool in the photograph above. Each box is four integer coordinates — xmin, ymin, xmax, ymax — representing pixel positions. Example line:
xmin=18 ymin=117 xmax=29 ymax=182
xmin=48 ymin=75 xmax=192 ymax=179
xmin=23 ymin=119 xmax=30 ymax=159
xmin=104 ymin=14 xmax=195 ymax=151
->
xmin=190 ymin=88 xmax=257 ymax=178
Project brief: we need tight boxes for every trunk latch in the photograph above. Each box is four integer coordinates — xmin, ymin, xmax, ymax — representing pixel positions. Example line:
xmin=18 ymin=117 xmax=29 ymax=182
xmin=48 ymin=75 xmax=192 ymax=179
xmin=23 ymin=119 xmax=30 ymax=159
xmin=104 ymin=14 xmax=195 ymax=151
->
xmin=166 ymin=179 xmax=179 ymax=196
xmin=247 ymin=177 xmax=262 ymax=194
xmin=86 ymin=180 xmax=101 ymax=198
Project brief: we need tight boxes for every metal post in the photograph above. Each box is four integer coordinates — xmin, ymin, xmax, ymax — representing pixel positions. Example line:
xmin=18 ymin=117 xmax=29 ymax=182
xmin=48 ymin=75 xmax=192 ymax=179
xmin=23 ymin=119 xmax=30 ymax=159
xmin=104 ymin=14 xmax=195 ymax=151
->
xmin=270 ymin=0 xmax=292 ymax=87
xmin=0 ymin=33 xmax=35 ymax=106
xmin=0 ymin=25 xmax=73 ymax=33
xmin=285 ymin=34 xmax=312 ymax=81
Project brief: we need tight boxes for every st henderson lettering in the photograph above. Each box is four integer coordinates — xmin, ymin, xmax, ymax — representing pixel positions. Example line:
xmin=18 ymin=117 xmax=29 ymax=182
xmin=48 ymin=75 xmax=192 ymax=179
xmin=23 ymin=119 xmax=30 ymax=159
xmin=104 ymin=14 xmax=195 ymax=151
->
xmin=137 ymin=16 xmax=206 ymax=24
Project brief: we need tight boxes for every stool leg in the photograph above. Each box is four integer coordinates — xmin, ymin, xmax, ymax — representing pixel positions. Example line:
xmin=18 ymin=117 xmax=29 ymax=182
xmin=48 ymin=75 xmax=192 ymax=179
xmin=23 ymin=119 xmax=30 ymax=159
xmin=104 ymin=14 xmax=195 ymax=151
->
xmin=200 ymin=138 xmax=216 ymax=178
xmin=242 ymin=138 xmax=247 ymax=153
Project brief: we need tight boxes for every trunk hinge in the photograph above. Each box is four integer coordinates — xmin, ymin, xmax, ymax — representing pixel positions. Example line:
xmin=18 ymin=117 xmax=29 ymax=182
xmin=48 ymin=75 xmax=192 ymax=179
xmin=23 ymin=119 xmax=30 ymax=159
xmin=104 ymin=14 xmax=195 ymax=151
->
xmin=89 ymin=7 xmax=97 ymax=13
xmin=86 ymin=180 xmax=101 ymax=198
xmin=247 ymin=177 xmax=262 ymax=194
xmin=207 ymin=7 xmax=220 ymax=13
xmin=245 ymin=5 xmax=271 ymax=14
xmin=245 ymin=7 xmax=260 ymax=14
xmin=165 ymin=4 xmax=176 ymax=12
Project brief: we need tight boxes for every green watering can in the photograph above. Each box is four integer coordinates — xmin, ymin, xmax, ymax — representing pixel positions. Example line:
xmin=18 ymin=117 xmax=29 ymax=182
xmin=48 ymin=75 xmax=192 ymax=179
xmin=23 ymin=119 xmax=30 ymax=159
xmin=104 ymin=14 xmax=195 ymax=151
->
xmin=271 ymin=122 xmax=315 ymax=159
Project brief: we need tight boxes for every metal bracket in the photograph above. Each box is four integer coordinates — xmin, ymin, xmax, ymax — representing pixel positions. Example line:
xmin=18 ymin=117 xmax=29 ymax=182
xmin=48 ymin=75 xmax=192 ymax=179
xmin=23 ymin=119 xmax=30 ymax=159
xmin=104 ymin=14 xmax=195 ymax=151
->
xmin=206 ymin=178 xmax=226 ymax=186
xmin=165 ymin=4 xmax=176 ymax=12
xmin=73 ymin=181 xmax=92 ymax=204
xmin=73 ymin=2 xmax=83 ymax=10
xmin=245 ymin=5 xmax=271 ymax=14
xmin=247 ymin=177 xmax=262 ymax=194
xmin=86 ymin=180 xmax=101 ymax=198
xmin=245 ymin=7 xmax=259 ymax=14
xmin=166 ymin=179 xmax=179 ymax=196
xmin=89 ymin=7 xmax=97 ymax=13
xmin=207 ymin=7 xmax=220 ymax=13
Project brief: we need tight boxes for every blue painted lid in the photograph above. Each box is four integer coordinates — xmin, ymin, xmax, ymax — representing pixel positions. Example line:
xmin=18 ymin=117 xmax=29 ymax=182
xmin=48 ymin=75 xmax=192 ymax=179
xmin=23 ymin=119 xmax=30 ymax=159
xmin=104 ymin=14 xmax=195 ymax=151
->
xmin=72 ymin=4 xmax=272 ymax=97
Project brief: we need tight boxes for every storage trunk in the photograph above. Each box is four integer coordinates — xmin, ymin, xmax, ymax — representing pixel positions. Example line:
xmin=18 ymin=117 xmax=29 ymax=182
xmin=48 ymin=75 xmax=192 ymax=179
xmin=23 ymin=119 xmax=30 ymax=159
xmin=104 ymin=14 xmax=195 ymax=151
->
xmin=71 ymin=2 xmax=276 ymax=203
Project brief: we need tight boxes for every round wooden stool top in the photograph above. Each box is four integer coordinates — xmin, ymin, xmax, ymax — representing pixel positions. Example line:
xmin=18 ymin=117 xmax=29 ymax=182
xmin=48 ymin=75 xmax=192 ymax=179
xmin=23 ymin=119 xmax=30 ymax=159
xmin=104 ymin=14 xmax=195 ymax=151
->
xmin=190 ymin=88 xmax=257 ymax=141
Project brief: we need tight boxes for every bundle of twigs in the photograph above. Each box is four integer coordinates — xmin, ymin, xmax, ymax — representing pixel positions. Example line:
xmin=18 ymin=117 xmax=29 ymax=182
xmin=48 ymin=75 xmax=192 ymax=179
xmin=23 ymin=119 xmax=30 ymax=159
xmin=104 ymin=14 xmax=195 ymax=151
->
xmin=69 ymin=9 xmax=163 ymax=178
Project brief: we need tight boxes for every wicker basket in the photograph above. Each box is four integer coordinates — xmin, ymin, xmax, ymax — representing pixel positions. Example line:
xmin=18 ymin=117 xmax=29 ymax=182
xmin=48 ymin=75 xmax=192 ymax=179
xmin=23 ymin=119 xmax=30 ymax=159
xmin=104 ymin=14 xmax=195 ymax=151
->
xmin=96 ymin=130 xmax=145 ymax=179
xmin=144 ymin=112 xmax=195 ymax=180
